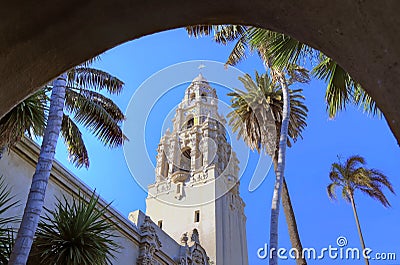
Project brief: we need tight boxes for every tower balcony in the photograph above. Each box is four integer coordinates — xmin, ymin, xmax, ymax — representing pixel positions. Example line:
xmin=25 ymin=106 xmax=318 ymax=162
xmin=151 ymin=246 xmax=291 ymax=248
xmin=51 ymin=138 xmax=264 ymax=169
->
xmin=170 ymin=170 xmax=190 ymax=183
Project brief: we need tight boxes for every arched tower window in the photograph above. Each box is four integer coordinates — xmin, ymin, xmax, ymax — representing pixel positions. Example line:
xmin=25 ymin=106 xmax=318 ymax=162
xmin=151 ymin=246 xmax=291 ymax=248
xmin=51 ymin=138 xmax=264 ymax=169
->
xmin=201 ymin=92 xmax=207 ymax=102
xmin=187 ymin=117 xmax=194 ymax=129
xmin=180 ymin=147 xmax=191 ymax=171
xmin=190 ymin=92 xmax=196 ymax=101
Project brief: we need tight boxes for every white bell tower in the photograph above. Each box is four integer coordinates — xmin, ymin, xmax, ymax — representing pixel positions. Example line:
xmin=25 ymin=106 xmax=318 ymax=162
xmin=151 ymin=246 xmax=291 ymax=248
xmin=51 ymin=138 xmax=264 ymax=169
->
xmin=146 ymin=74 xmax=248 ymax=265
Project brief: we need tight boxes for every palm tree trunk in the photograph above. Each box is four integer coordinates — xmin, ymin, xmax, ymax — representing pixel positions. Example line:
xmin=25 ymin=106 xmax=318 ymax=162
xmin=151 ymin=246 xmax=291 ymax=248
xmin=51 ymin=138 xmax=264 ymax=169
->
xmin=269 ymin=70 xmax=290 ymax=265
xmin=349 ymin=195 xmax=369 ymax=265
xmin=8 ymin=73 xmax=67 ymax=265
xmin=271 ymin=154 xmax=306 ymax=265
xmin=282 ymin=179 xmax=306 ymax=264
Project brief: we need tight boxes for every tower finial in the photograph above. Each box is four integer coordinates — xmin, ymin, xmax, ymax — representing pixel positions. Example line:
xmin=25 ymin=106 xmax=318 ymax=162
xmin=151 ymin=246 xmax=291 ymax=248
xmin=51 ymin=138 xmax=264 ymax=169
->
xmin=198 ymin=63 xmax=206 ymax=76
xmin=198 ymin=63 xmax=206 ymax=71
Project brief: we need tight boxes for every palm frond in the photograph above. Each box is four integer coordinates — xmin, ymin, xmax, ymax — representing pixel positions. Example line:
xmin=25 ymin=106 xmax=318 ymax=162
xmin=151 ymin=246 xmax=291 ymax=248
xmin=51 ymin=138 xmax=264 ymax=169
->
xmin=353 ymin=84 xmax=381 ymax=117
xmin=79 ymin=55 xmax=102 ymax=68
xmin=368 ymin=169 xmax=395 ymax=194
xmin=225 ymin=35 xmax=249 ymax=66
xmin=359 ymin=187 xmax=391 ymax=207
xmin=213 ymin=25 xmax=247 ymax=44
xmin=61 ymin=114 xmax=89 ymax=168
xmin=67 ymin=89 xmax=125 ymax=123
xmin=65 ymin=89 xmax=127 ymax=148
xmin=345 ymin=155 xmax=365 ymax=173
xmin=287 ymin=65 xmax=310 ymax=84
xmin=227 ymin=71 xmax=307 ymax=155
xmin=67 ymin=67 xmax=124 ymax=95
xmin=0 ymin=176 xmax=19 ymax=263
xmin=185 ymin=25 xmax=215 ymax=38
xmin=0 ymin=90 xmax=47 ymax=147
xmin=327 ymin=182 xmax=338 ymax=200
xmin=312 ymin=55 xmax=352 ymax=118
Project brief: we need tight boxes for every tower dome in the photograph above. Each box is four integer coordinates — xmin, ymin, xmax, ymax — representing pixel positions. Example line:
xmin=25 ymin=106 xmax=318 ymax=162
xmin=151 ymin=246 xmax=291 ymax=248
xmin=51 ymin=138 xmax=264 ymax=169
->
xmin=192 ymin=73 xmax=207 ymax=83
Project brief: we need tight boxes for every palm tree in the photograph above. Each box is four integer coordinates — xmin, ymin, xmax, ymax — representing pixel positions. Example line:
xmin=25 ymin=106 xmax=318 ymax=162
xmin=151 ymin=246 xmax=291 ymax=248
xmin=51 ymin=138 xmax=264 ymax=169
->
xmin=8 ymin=65 xmax=126 ymax=264
xmin=327 ymin=155 xmax=395 ymax=265
xmin=188 ymin=25 xmax=308 ymax=265
xmin=228 ymin=72 xmax=308 ymax=265
xmin=1 ymin=67 xmax=126 ymax=168
xmin=29 ymin=191 xmax=120 ymax=265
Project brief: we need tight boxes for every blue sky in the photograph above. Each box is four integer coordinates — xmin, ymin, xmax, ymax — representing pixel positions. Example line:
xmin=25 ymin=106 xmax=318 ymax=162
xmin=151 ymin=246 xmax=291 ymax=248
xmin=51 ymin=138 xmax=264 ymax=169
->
xmin=53 ymin=28 xmax=400 ymax=264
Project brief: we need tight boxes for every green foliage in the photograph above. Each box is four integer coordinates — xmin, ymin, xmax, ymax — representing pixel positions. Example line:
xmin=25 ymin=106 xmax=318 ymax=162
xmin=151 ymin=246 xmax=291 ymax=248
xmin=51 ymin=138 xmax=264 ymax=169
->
xmin=64 ymin=88 xmax=127 ymax=153
xmin=30 ymin=191 xmax=120 ymax=265
xmin=0 ymin=65 xmax=127 ymax=168
xmin=0 ymin=90 xmax=47 ymax=148
xmin=0 ymin=176 xmax=19 ymax=264
xmin=250 ymin=29 xmax=381 ymax=118
xmin=186 ymin=25 xmax=380 ymax=118
xmin=227 ymin=71 xmax=308 ymax=153
xmin=327 ymin=155 xmax=395 ymax=206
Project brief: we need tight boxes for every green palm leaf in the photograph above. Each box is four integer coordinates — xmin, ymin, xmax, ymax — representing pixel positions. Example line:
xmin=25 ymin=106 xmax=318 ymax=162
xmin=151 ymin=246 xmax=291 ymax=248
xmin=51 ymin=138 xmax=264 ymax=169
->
xmin=0 ymin=90 xmax=47 ymax=148
xmin=213 ymin=25 xmax=247 ymax=45
xmin=61 ymin=114 xmax=89 ymax=168
xmin=225 ymin=35 xmax=249 ymax=66
xmin=67 ymin=88 xmax=125 ymax=123
xmin=67 ymin=67 xmax=124 ymax=95
xmin=313 ymin=55 xmax=352 ymax=118
xmin=187 ymin=24 xmax=380 ymax=119
xmin=227 ymin=71 xmax=308 ymax=154
xmin=65 ymin=88 xmax=127 ymax=148
xmin=327 ymin=155 xmax=395 ymax=206
xmin=0 ymin=176 xmax=19 ymax=263
xmin=185 ymin=25 xmax=215 ymax=38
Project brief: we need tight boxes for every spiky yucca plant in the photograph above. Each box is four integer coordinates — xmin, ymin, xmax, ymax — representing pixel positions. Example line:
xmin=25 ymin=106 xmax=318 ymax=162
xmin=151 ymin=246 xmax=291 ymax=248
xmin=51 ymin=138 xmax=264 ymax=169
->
xmin=30 ymin=191 xmax=120 ymax=265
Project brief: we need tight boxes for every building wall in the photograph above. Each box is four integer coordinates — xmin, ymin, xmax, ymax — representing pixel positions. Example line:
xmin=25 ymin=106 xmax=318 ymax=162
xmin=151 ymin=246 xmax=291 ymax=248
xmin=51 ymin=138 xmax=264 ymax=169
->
xmin=0 ymin=138 xmax=185 ymax=265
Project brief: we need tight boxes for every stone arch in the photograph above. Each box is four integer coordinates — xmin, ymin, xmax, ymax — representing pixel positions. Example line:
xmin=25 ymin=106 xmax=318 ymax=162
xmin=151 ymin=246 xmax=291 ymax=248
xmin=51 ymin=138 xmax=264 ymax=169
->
xmin=1 ymin=1 xmax=400 ymax=143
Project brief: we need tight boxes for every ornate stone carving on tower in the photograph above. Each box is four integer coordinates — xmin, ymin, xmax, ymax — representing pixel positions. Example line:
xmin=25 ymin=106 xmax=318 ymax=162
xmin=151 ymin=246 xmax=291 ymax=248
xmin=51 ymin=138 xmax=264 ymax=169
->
xmin=146 ymin=74 xmax=248 ymax=265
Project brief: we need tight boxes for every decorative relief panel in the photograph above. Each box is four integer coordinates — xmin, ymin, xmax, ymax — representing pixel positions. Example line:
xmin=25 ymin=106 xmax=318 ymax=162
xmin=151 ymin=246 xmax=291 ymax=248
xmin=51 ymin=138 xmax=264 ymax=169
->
xmin=137 ymin=216 xmax=162 ymax=265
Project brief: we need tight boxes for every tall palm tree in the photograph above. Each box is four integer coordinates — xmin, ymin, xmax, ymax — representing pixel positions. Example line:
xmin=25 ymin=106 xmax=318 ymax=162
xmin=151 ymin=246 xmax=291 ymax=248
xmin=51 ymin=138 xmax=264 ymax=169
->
xmin=8 ymin=74 xmax=67 ymax=265
xmin=8 ymin=65 xmax=126 ymax=264
xmin=188 ymin=25 xmax=308 ymax=265
xmin=327 ymin=155 xmax=395 ymax=265
xmin=29 ymin=191 xmax=120 ymax=265
xmin=228 ymin=72 xmax=308 ymax=265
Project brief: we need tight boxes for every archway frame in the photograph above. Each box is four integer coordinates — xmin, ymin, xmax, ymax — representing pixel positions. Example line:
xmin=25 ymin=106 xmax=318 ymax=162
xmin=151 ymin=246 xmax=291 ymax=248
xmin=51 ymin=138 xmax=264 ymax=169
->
xmin=1 ymin=1 xmax=400 ymax=143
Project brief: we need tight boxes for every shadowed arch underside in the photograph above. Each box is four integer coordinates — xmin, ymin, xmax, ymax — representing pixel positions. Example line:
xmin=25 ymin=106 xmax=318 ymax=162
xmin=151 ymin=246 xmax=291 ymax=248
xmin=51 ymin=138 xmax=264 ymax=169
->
xmin=1 ymin=0 xmax=400 ymax=143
